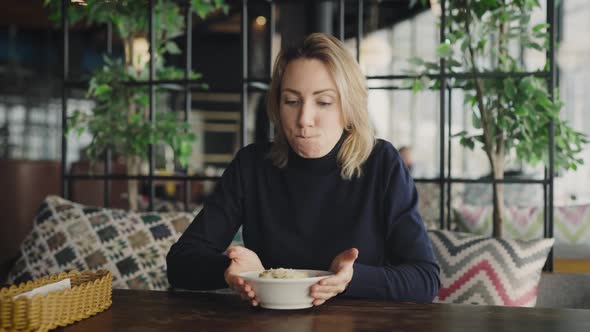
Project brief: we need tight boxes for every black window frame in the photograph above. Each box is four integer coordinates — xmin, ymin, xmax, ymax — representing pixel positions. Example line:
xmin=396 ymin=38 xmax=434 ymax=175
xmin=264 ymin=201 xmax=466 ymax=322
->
xmin=59 ymin=0 xmax=558 ymax=271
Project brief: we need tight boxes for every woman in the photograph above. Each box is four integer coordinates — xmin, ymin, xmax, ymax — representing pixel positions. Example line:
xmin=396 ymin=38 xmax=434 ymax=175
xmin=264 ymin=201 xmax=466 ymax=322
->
xmin=167 ymin=33 xmax=440 ymax=306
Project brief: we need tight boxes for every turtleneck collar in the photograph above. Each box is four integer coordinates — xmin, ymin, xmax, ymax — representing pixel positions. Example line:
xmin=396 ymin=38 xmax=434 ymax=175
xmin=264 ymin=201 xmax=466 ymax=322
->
xmin=287 ymin=132 xmax=347 ymax=173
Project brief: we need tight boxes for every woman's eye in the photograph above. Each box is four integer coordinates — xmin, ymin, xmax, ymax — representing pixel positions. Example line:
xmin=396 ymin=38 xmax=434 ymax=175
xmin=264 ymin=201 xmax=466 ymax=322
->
xmin=318 ymin=102 xmax=332 ymax=107
xmin=284 ymin=100 xmax=300 ymax=105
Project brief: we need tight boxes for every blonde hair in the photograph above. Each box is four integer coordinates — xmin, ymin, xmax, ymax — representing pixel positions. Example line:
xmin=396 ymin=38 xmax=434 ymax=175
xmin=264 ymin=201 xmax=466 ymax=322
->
xmin=267 ymin=33 xmax=375 ymax=179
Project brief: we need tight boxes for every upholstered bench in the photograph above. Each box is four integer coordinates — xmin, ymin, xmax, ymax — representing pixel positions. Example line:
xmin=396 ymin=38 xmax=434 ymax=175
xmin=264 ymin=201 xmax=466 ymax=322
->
xmin=4 ymin=196 xmax=589 ymax=309
xmin=536 ymin=272 xmax=590 ymax=309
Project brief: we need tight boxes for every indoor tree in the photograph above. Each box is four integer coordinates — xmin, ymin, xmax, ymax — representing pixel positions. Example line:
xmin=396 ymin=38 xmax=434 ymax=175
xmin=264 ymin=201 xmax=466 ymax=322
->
xmin=44 ymin=0 xmax=228 ymax=210
xmin=407 ymin=0 xmax=587 ymax=237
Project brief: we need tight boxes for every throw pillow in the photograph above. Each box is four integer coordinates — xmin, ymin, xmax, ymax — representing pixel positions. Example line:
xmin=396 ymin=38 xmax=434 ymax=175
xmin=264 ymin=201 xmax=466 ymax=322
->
xmin=137 ymin=195 xmax=200 ymax=213
xmin=452 ymin=203 xmax=544 ymax=240
xmin=7 ymin=196 xmax=196 ymax=290
xmin=453 ymin=202 xmax=590 ymax=246
xmin=428 ymin=229 xmax=554 ymax=307
xmin=462 ymin=183 xmax=543 ymax=207
xmin=553 ymin=204 xmax=590 ymax=245
xmin=138 ymin=195 xmax=244 ymax=246
xmin=416 ymin=182 xmax=464 ymax=230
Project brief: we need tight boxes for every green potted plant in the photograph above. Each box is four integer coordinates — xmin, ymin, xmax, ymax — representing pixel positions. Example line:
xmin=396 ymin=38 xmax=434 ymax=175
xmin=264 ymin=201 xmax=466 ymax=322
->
xmin=44 ymin=0 xmax=228 ymax=210
xmin=407 ymin=0 xmax=588 ymax=237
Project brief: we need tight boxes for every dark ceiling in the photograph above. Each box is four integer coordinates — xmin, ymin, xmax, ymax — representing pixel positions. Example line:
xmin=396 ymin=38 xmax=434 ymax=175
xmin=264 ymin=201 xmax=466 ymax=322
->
xmin=0 ymin=0 xmax=429 ymax=36
xmin=0 ymin=0 xmax=429 ymax=95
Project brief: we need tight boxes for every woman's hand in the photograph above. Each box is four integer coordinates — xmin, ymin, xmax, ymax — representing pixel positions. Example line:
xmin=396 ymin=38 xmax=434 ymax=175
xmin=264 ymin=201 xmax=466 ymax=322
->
xmin=224 ymin=246 xmax=265 ymax=306
xmin=310 ymin=248 xmax=359 ymax=306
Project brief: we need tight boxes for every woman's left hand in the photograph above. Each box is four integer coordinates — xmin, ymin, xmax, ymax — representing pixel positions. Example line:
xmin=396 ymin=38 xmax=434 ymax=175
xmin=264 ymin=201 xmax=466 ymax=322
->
xmin=310 ymin=248 xmax=359 ymax=306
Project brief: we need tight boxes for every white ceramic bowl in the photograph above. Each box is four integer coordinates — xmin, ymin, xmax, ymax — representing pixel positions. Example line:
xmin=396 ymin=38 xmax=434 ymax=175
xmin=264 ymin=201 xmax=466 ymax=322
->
xmin=239 ymin=269 xmax=334 ymax=310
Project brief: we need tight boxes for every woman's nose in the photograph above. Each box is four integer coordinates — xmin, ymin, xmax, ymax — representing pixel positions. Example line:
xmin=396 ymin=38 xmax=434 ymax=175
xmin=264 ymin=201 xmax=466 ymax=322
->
xmin=297 ymin=101 xmax=315 ymax=127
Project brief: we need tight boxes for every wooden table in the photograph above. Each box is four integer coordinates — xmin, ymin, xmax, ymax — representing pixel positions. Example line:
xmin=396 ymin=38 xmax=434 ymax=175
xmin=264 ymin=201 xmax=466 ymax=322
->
xmin=56 ymin=289 xmax=590 ymax=332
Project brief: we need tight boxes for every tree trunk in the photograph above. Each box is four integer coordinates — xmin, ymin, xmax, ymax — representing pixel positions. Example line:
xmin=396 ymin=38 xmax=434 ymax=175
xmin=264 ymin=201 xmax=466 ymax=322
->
xmin=491 ymin=151 xmax=505 ymax=238
xmin=124 ymin=36 xmax=139 ymax=211
xmin=492 ymin=15 xmax=508 ymax=238
xmin=126 ymin=155 xmax=140 ymax=211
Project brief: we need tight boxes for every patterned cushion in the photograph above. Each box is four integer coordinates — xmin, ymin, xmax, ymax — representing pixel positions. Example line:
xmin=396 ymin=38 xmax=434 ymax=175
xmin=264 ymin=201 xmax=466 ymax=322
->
xmin=136 ymin=196 xmax=245 ymax=246
xmin=416 ymin=183 xmax=441 ymax=229
xmin=462 ymin=183 xmax=543 ymax=207
xmin=453 ymin=202 xmax=590 ymax=245
xmin=415 ymin=182 xmax=463 ymax=230
xmin=453 ymin=204 xmax=544 ymax=240
xmin=137 ymin=195 xmax=200 ymax=213
xmin=554 ymin=204 xmax=590 ymax=245
xmin=7 ymin=196 xmax=197 ymax=290
xmin=429 ymin=229 xmax=554 ymax=307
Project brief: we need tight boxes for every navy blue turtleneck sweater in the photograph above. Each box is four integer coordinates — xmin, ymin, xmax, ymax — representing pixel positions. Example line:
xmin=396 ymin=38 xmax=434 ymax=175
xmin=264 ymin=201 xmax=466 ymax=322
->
xmin=167 ymin=137 xmax=440 ymax=302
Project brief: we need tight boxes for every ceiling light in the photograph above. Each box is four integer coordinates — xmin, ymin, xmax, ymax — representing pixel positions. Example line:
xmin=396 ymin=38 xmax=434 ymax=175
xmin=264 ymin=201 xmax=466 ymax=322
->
xmin=256 ymin=16 xmax=267 ymax=26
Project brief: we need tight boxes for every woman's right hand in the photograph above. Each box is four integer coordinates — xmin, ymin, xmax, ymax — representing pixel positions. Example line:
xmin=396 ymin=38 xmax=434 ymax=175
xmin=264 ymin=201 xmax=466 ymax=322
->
xmin=224 ymin=246 xmax=264 ymax=306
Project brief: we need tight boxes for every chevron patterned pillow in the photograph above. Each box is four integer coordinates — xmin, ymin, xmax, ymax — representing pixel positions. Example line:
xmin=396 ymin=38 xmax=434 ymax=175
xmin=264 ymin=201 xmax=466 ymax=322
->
xmin=453 ymin=202 xmax=590 ymax=246
xmin=428 ymin=229 xmax=554 ymax=307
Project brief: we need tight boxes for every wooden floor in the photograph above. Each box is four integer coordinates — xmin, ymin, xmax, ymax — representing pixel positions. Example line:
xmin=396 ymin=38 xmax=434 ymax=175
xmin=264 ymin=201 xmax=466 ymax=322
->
xmin=554 ymin=258 xmax=590 ymax=273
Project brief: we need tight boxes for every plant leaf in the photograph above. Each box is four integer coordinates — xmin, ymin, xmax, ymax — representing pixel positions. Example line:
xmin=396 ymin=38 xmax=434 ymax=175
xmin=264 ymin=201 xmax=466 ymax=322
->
xmin=165 ymin=41 xmax=181 ymax=55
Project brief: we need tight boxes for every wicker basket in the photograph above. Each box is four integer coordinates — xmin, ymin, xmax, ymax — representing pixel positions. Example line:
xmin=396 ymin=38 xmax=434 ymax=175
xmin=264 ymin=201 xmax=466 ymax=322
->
xmin=0 ymin=270 xmax=112 ymax=332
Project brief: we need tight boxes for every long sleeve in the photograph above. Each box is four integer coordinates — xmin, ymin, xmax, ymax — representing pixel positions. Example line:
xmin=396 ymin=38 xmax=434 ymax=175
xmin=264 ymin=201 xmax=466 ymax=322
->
xmin=166 ymin=151 xmax=245 ymax=290
xmin=342 ymin=150 xmax=440 ymax=302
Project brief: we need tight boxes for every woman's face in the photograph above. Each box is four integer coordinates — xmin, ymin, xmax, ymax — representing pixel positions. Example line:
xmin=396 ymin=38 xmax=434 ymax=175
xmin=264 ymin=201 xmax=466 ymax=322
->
xmin=279 ymin=58 xmax=344 ymax=159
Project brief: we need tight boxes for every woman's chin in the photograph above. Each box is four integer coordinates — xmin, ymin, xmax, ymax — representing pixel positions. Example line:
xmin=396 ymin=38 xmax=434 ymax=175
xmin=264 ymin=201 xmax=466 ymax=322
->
xmin=293 ymin=146 xmax=325 ymax=159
